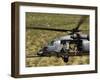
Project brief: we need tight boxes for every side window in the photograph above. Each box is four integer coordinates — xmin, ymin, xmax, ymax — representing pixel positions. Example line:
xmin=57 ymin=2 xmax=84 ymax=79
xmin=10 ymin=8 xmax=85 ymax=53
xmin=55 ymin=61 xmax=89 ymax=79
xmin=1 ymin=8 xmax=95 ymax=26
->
xmin=61 ymin=40 xmax=66 ymax=45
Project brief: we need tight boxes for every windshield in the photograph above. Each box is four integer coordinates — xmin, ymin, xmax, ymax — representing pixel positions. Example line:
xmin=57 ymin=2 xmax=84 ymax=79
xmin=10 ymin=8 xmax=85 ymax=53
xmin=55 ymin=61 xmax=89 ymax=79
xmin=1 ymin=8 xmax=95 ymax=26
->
xmin=48 ymin=40 xmax=54 ymax=46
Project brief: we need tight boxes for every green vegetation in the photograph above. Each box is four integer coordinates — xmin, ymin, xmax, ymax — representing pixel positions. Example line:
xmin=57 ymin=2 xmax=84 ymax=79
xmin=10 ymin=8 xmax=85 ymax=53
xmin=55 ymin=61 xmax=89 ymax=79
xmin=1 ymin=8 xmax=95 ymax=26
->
xmin=26 ymin=12 xmax=89 ymax=67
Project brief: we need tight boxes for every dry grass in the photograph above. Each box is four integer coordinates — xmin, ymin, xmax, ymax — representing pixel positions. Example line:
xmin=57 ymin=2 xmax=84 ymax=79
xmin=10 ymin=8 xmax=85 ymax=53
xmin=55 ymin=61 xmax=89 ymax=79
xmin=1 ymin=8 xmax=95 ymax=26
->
xmin=25 ymin=12 xmax=89 ymax=67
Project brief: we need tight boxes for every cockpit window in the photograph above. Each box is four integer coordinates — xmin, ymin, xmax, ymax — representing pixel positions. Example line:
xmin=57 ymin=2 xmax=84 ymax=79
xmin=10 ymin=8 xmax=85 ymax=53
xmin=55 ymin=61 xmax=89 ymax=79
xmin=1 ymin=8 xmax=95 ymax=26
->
xmin=48 ymin=40 xmax=54 ymax=46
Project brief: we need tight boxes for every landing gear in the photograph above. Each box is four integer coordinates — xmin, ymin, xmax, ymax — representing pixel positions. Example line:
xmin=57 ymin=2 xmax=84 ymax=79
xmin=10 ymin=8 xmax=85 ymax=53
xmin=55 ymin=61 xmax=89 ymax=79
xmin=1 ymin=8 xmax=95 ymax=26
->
xmin=60 ymin=48 xmax=67 ymax=53
xmin=60 ymin=48 xmax=69 ymax=63
xmin=61 ymin=54 xmax=69 ymax=63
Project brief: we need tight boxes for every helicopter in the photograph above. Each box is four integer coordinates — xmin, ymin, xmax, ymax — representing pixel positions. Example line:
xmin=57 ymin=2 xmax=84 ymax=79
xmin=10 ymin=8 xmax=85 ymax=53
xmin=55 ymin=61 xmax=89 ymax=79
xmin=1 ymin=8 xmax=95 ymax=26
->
xmin=27 ymin=16 xmax=89 ymax=63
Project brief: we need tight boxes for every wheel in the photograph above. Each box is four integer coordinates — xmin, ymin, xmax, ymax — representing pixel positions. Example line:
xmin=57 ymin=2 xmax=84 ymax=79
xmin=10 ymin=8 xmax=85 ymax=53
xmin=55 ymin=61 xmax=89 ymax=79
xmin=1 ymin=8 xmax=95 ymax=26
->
xmin=62 ymin=55 xmax=69 ymax=63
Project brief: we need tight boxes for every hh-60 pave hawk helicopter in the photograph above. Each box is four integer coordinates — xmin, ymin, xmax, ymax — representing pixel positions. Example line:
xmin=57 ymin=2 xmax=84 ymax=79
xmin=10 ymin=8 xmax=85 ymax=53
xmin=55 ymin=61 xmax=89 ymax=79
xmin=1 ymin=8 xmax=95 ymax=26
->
xmin=27 ymin=16 xmax=89 ymax=63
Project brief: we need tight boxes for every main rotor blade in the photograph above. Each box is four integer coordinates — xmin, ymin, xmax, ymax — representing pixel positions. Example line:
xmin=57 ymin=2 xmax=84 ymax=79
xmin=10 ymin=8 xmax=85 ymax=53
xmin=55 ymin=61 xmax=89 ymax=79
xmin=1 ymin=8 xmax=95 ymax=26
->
xmin=68 ymin=29 xmax=89 ymax=35
xmin=75 ymin=16 xmax=87 ymax=30
xmin=26 ymin=27 xmax=88 ymax=33
xmin=26 ymin=27 xmax=72 ymax=32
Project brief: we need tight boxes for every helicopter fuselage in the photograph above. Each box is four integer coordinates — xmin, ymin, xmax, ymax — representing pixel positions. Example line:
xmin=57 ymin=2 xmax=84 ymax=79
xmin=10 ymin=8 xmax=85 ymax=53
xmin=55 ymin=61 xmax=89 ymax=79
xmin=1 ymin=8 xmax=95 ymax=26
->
xmin=37 ymin=34 xmax=89 ymax=55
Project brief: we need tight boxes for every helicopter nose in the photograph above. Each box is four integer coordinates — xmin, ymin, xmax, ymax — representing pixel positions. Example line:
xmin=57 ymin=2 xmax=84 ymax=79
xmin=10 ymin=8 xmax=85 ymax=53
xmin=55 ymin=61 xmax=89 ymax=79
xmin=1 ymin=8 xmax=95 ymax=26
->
xmin=37 ymin=46 xmax=48 ymax=56
xmin=37 ymin=50 xmax=44 ymax=56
